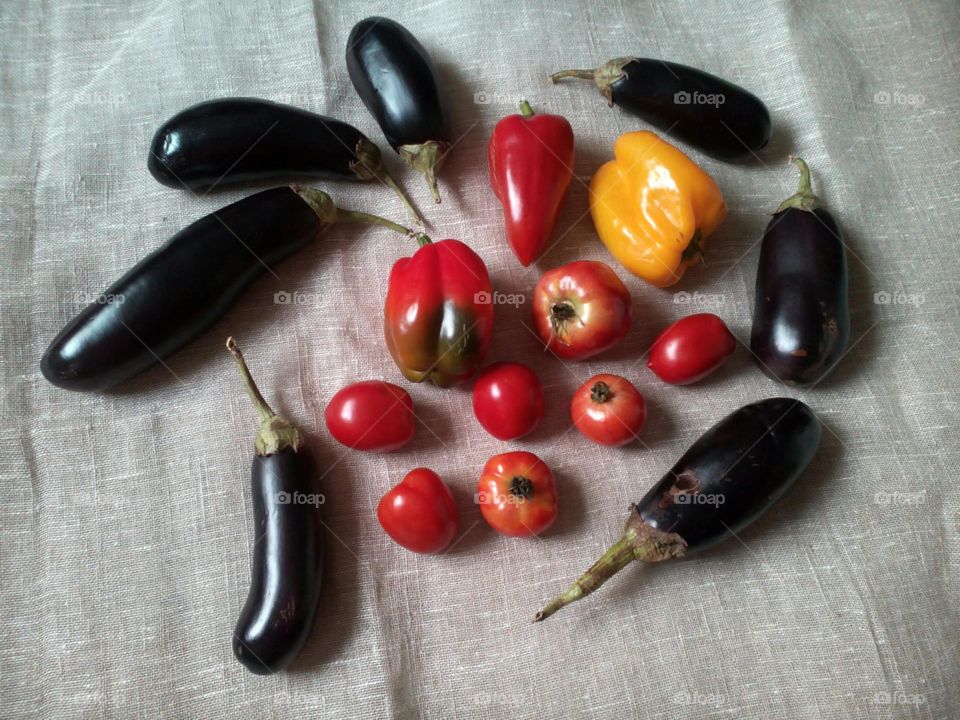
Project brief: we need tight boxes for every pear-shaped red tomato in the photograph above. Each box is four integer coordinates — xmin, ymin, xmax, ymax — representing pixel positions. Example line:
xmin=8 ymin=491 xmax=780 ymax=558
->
xmin=647 ymin=313 xmax=736 ymax=385
xmin=324 ymin=380 xmax=414 ymax=452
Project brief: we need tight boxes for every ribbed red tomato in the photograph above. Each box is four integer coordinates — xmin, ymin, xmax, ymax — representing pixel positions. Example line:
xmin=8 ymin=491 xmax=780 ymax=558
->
xmin=647 ymin=313 xmax=736 ymax=385
xmin=476 ymin=451 xmax=557 ymax=537
xmin=377 ymin=468 xmax=459 ymax=553
xmin=472 ymin=362 xmax=544 ymax=440
xmin=571 ymin=374 xmax=646 ymax=447
xmin=324 ymin=380 xmax=414 ymax=452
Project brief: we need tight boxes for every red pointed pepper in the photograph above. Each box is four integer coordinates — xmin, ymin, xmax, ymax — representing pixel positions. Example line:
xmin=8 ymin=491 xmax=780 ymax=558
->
xmin=488 ymin=100 xmax=575 ymax=266
xmin=384 ymin=235 xmax=494 ymax=388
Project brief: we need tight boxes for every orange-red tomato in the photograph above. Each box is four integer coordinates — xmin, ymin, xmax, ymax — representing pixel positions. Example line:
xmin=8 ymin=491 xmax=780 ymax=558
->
xmin=377 ymin=468 xmax=459 ymax=554
xmin=647 ymin=313 xmax=736 ymax=385
xmin=324 ymin=380 xmax=414 ymax=452
xmin=472 ymin=362 xmax=544 ymax=440
xmin=571 ymin=374 xmax=646 ymax=447
xmin=476 ymin=451 xmax=557 ymax=537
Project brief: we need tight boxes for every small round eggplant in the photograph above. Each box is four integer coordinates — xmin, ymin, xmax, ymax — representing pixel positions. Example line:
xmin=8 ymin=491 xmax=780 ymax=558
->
xmin=226 ymin=338 xmax=324 ymax=674
xmin=550 ymin=57 xmax=771 ymax=161
xmin=148 ymin=98 xmax=421 ymax=222
xmin=751 ymin=157 xmax=850 ymax=387
xmin=346 ymin=17 xmax=451 ymax=202
xmin=535 ymin=398 xmax=821 ymax=621
xmin=41 ymin=187 xmax=415 ymax=392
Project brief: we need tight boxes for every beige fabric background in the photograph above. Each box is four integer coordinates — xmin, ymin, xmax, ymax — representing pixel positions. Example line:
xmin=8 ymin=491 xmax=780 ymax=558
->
xmin=2 ymin=0 xmax=958 ymax=718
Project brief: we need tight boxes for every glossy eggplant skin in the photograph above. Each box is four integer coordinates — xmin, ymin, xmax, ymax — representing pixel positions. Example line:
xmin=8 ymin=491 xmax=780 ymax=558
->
xmin=41 ymin=188 xmax=322 ymax=392
xmin=345 ymin=17 xmax=451 ymax=151
xmin=233 ymin=447 xmax=324 ymax=675
xmin=751 ymin=207 xmax=850 ymax=387
xmin=638 ymin=398 xmax=821 ymax=552
xmin=148 ymin=99 xmax=371 ymax=191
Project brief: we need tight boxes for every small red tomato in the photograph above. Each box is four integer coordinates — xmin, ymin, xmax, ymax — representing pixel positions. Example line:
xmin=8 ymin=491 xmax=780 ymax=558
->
xmin=472 ymin=362 xmax=544 ymax=440
xmin=532 ymin=260 xmax=631 ymax=360
xmin=324 ymin=380 xmax=414 ymax=452
xmin=377 ymin=468 xmax=459 ymax=553
xmin=647 ymin=313 xmax=736 ymax=385
xmin=476 ymin=451 xmax=557 ymax=537
xmin=571 ymin=374 xmax=646 ymax=447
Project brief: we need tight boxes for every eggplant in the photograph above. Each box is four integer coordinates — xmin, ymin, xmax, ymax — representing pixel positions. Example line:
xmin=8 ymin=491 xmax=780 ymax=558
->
xmin=535 ymin=398 xmax=821 ymax=621
xmin=227 ymin=338 xmax=324 ymax=674
xmin=550 ymin=57 xmax=771 ymax=161
xmin=41 ymin=187 xmax=415 ymax=392
xmin=148 ymin=98 xmax=421 ymax=222
xmin=751 ymin=157 xmax=850 ymax=387
xmin=346 ymin=17 xmax=451 ymax=202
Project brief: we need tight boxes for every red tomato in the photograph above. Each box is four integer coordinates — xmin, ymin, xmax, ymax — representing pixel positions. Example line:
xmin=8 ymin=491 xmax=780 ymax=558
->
xmin=571 ymin=374 xmax=646 ymax=447
xmin=377 ymin=468 xmax=459 ymax=553
xmin=476 ymin=451 xmax=557 ymax=537
xmin=532 ymin=260 xmax=631 ymax=360
xmin=324 ymin=380 xmax=415 ymax=452
xmin=647 ymin=313 xmax=736 ymax=385
xmin=472 ymin=362 xmax=544 ymax=440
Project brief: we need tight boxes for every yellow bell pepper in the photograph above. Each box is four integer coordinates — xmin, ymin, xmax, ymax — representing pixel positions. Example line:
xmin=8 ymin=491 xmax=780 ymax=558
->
xmin=589 ymin=131 xmax=726 ymax=287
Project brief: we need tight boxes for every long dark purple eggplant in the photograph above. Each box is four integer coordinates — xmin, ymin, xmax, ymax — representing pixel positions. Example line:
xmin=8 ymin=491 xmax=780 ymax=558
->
xmin=41 ymin=187 xmax=415 ymax=392
xmin=535 ymin=398 xmax=821 ymax=621
xmin=227 ymin=338 xmax=324 ymax=674
xmin=751 ymin=157 xmax=850 ymax=387
xmin=148 ymin=98 xmax=421 ymax=222
xmin=346 ymin=17 xmax=451 ymax=202
xmin=550 ymin=58 xmax=771 ymax=161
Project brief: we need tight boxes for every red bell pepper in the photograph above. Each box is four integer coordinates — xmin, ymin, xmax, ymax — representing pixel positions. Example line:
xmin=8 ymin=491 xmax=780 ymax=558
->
xmin=488 ymin=100 xmax=575 ymax=266
xmin=384 ymin=236 xmax=494 ymax=387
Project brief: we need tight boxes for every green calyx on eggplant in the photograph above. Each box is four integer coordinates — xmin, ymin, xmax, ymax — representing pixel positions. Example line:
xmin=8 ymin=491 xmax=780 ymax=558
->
xmin=750 ymin=157 xmax=850 ymax=387
xmin=534 ymin=398 xmax=821 ymax=622
xmin=227 ymin=338 xmax=323 ymax=674
xmin=549 ymin=57 xmax=771 ymax=161
xmin=346 ymin=17 xmax=451 ymax=202
xmin=41 ymin=187 xmax=418 ymax=392
xmin=148 ymin=98 xmax=422 ymax=223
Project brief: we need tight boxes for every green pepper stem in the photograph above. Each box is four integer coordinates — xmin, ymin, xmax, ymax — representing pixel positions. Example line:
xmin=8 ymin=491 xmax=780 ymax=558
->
xmin=549 ymin=68 xmax=597 ymax=83
xmin=519 ymin=99 xmax=535 ymax=117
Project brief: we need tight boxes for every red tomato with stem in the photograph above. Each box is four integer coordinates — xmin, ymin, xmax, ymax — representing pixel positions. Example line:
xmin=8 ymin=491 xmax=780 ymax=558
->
xmin=532 ymin=261 xmax=631 ymax=360
xmin=476 ymin=451 xmax=557 ymax=537
xmin=571 ymin=374 xmax=646 ymax=447
xmin=324 ymin=380 xmax=415 ymax=452
xmin=647 ymin=313 xmax=736 ymax=385
xmin=377 ymin=468 xmax=460 ymax=554
xmin=472 ymin=362 xmax=544 ymax=440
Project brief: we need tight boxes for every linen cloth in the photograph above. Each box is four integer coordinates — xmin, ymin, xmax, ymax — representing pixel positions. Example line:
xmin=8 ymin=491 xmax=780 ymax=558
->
xmin=2 ymin=0 xmax=958 ymax=718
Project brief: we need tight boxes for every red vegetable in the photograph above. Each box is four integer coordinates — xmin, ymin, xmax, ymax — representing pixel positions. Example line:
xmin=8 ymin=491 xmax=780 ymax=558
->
xmin=488 ymin=100 xmax=574 ymax=266
xmin=532 ymin=260 xmax=631 ymax=360
xmin=377 ymin=468 xmax=459 ymax=554
xmin=476 ymin=451 xmax=557 ymax=537
xmin=384 ymin=235 xmax=494 ymax=387
xmin=472 ymin=362 xmax=544 ymax=440
xmin=571 ymin=374 xmax=646 ymax=447
xmin=324 ymin=380 xmax=414 ymax=452
xmin=647 ymin=313 xmax=736 ymax=385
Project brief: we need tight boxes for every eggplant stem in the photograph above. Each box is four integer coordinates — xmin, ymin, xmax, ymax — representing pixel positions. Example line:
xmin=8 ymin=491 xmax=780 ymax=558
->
xmin=775 ymin=156 xmax=822 ymax=213
xmin=549 ymin=69 xmax=597 ymax=83
xmin=226 ymin=337 xmax=274 ymax=422
xmin=334 ymin=208 xmax=415 ymax=236
xmin=373 ymin=166 xmax=424 ymax=225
